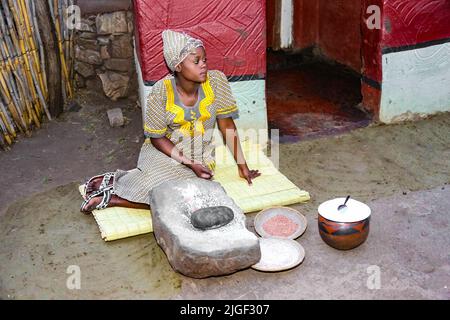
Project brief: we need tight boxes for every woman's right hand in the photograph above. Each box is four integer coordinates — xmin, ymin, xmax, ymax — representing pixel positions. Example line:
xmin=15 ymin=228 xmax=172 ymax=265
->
xmin=187 ymin=160 xmax=213 ymax=179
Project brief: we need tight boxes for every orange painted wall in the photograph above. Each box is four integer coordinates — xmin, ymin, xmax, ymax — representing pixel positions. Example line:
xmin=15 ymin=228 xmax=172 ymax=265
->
xmin=318 ymin=0 xmax=362 ymax=72
xmin=269 ymin=0 xmax=362 ymax=72
xmin=293 ymin=0 xmax=319 ymax=50
xmin=267 ymin=0 xmax=276 ymax=48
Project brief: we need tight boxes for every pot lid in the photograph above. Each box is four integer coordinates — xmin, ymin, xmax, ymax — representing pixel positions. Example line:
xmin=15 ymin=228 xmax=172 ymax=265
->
xmin=318 ymin=197 xmax=371 ymax=223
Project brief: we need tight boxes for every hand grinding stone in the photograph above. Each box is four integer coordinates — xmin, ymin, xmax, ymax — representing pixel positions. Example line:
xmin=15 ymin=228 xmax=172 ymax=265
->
xmin=150 ymin=178 xmax=261 ymax=278
xmin=191 ymin=206 xmax=234 ymax=230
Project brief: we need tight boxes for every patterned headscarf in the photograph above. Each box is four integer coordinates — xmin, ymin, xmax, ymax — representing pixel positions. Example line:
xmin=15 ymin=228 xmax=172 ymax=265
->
xmin=162 ymin=29 xmax=204 ymax=72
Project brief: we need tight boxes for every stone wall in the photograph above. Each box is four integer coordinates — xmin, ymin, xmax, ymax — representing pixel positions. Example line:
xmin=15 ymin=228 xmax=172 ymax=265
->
xmin=74 ymin=10 xmax=136 ymax=101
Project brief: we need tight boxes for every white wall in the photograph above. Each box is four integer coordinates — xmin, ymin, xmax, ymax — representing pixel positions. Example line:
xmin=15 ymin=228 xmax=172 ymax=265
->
xmin=380 ymin=42 xmax=450 ymax=123
xmin=280 ymin=0 xmax=293 ymax=49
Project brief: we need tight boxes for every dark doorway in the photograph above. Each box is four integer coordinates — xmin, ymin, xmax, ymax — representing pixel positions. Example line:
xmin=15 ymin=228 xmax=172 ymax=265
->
xmin=266 ymin=0 xmax=371 ymax=142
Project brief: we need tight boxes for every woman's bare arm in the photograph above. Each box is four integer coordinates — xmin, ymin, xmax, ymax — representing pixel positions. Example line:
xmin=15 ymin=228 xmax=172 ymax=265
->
xmin=217 ymin=117 xmax=261 ymax=184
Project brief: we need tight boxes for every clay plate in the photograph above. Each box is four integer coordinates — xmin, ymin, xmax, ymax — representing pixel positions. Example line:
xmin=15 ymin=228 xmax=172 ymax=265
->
xmin=252 ymin=238 xmax=305 ymax=272
xmin=254 ymin=206 xmax=307 ymax=240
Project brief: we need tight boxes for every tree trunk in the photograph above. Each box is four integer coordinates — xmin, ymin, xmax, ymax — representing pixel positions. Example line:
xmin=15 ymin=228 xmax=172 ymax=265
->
xmin=35 ymin=0 xmax=63 ymax=117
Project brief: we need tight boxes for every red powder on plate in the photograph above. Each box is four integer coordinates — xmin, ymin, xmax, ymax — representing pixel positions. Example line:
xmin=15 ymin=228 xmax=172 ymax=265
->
xmin=262 ymin=214 xmax=299 ymax=237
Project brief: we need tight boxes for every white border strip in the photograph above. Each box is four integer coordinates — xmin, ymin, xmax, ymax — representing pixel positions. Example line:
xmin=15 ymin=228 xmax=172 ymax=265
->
xmin=380 ymin=42 xmax=450 ymax=123
xmin=134 ymin=40 xmax=152 ymax=123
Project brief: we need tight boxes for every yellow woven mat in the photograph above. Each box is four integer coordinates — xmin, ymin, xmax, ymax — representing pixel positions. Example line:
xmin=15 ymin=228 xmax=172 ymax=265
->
xmin=79 ymin=141 xmax=310 ymax=241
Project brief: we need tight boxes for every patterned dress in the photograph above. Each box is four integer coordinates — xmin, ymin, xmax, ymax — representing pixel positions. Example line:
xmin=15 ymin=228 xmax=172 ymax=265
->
xmin=113 ymin=70 xmax=239 ymax=204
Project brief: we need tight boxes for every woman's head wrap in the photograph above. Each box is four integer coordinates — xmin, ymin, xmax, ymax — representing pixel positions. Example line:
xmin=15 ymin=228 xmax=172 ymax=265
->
xmin=162 ymin=30 xmax=204 ymax=72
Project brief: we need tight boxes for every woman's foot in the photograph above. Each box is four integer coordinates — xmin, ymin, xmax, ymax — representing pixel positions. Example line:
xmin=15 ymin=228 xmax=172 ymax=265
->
xmin=80 ymin=194 xmax=150 ymax=214
xmin=85 ymin=174 xmax=114 ymax=197
xmin=80 ymin=195 xmax=104 ymax=214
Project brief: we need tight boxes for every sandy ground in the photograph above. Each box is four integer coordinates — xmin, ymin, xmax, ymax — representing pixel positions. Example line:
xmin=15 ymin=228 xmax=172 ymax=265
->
xmin=0 ymin=90 xmax=449 ymax=300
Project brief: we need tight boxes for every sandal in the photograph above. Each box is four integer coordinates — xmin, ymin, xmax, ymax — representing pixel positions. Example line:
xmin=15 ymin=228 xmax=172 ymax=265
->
xmin=83 ymin=172 xmax=115 ymax=199
xmin=80 ymin=185 xmax=115 ymax=214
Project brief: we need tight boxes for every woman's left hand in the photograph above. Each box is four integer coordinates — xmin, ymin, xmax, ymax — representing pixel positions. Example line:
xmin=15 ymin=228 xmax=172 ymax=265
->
xmin=238 ymin=165 xmax=261 ymax=185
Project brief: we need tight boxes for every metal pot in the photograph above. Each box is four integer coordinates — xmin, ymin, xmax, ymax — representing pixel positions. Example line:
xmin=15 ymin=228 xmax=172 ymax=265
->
xmin=318 ymin=197 xmax=371 ymax=250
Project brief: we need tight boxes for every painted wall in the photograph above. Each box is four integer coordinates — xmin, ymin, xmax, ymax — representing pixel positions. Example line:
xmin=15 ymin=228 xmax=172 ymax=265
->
xmin=361 ymin=0 xmax=383 ymax=117
xmin=269 ymin=0 xmax=362 ymax=72
xmin=268 ymin=0 xmax=450 ymax=123
xmin=293 ymin=0 xmax=319 ymax=50
xmin=133 ymin=0 xmax=267 ymax=133
xmin=379 ymin=0 xmax=450 ymax=122
xmin=133 ymin=0 xmax=449 ymax=126
xmin=133 ymin=0 xmax=265 ymax=82
xmin=267 ymin=0 xmax=277 ymax=48
xmin=318 ymin=0 xmax=362 ymax=72
xmin=383 ymin=0 xmax=450 ymax=48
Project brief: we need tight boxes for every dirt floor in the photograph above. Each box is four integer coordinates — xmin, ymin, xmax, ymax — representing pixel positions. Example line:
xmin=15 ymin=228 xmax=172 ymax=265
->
xmin=0 ymin=88 xmax=449 ymax=300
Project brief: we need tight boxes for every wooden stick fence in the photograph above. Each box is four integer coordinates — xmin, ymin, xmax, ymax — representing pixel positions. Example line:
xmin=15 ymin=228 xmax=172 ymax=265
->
xmin=0 ymin=0 xmax=74 ymax=150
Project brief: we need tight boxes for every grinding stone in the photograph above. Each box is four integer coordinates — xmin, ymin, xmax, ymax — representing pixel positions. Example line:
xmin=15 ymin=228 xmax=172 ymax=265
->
xmin=150 ymin=178 xmax=261 ymax=278
xmin=191 ymin=206 xmax=234 ymax=230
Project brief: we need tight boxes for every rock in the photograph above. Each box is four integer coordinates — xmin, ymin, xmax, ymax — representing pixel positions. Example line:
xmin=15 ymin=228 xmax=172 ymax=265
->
xmin=77 ymin=38 xmax=99 ymax=51
xmin=100 ymin=46 xmax=111 ymax=60
xmin=107 ymin=108 xmax=124 ymax=127
xmin=78 ymin=32 xmax=97 ymax=40
xmin=111 ymin=34 xmax=133 ymax=58
xmin=97 ymin=65 xmax=107 ymax=73
xmin=127 ymin=11 xmax=134 ymax=33
xmin=104 ymin=58 xmax=132 ymax=72
xmin=98 ymin=71 xmax=130 ymax=101
xmin=150 ymin=178 xmax=261 ymax=279
xmin=74 ymin=61 xmax=95 ymax=78
xmin=75 ymin=46 xmax=102 ymax=65
xmin=127 ymin=21 xmax=133 ymax=34
xmin=96 ymin=11 xmax=128 ymax=35
xmin=97 ymin=36 xmax=112 ymax=46
xmin=76 ymin=21 xmax=95 ymax=33
xmin=191 ymin=206 xmax=234 ymax=230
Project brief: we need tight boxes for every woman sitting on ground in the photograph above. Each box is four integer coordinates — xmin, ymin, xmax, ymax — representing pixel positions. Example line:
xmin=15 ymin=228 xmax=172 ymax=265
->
xmin=80 ymin=29 xmax=261 ymax=213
